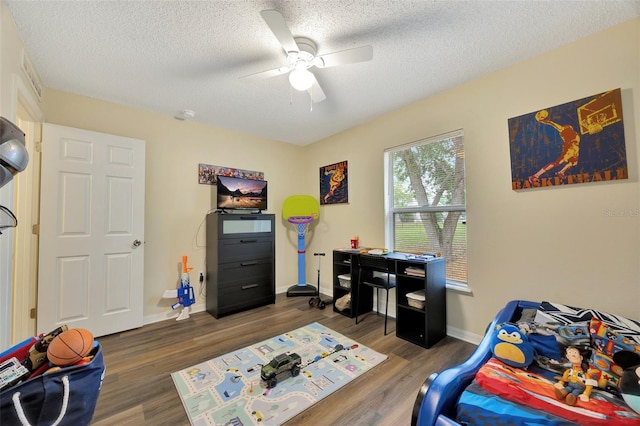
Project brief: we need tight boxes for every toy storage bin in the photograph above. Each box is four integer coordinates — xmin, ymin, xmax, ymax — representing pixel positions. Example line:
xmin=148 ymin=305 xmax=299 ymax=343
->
xmin=406 ymin=290 xmax=425 ymax=309
xmin=337 ymin=274 xmax=351 ymax=289
xmin=1 ymin=343 xmax=105 ymax=425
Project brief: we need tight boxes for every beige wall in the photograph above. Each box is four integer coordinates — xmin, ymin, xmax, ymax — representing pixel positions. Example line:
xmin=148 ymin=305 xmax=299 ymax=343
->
xmin=307 ymin=17 xmax=640 ymax=339
xmin=41 ymin=90 xmax=308 ymax=323
xmin=2 ymin=0 xmax=638 ymax=343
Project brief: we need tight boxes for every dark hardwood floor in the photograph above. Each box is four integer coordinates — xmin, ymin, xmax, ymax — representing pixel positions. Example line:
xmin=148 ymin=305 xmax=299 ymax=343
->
xmin=91 ymin=293 xmax=476 ymax=425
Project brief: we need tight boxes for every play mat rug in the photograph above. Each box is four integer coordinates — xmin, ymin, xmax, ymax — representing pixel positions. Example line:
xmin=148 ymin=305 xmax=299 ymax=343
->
xmin=171 ymin=322 xmax=388 ymax=426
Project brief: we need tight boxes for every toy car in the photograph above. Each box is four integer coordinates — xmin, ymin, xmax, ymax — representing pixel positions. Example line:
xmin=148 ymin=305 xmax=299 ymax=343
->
xmin=260 ymin=352 xmax=302 ymax=388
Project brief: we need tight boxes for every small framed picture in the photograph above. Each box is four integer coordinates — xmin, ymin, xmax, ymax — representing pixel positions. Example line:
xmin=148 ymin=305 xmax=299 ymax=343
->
xmin=320 ymin=161 xmax=348 ymax=205
xmin=198 ymin=163 xmax=264 ymax=185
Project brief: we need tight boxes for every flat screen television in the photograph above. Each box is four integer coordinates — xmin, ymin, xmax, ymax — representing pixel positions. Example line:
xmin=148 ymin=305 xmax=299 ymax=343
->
xmin=216 ymin=175 xmax=267 ymax=211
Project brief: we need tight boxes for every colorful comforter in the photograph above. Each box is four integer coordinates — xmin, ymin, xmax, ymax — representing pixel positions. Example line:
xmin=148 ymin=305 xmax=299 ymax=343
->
xmin=457 ymin=358 xmax=640 ymax=425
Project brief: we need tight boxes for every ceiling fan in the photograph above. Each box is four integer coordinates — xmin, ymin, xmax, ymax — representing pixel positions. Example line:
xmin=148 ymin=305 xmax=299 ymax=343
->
xmin=240 ymin=10 xmax=373 ymax=103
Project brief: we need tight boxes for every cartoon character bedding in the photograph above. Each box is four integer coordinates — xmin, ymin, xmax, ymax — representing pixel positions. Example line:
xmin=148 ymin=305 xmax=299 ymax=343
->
xmin=455 ymin=301 xmax=640 ymax=425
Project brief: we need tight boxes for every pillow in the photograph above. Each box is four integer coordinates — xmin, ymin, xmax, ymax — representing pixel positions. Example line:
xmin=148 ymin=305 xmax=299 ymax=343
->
xmin=535 ymin=301 xmax=640 ymax=344
xmin=532 ymin=301 xmax=640 ymax=382
xmin=519 ymin=321 xmax=590 ymax=363
xmin=534 ymin=301 xmax=591 ymax=325
xmin=588 ymin=318 xmax=640 ymax=397
xmin=555 ymin=323 xmax=592 ymax=350
xmin=490 ymin=323 xmax=534 ymax=368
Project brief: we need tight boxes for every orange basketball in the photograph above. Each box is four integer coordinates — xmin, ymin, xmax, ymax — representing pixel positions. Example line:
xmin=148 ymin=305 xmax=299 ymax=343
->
xmin=535 ymin=109 xmax=549 ymax=122
xmin=47 ymin=328 xmax=94 ymax=366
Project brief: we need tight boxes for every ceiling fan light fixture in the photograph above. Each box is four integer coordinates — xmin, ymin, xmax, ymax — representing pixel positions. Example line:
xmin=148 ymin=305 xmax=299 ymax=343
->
xmin=289 ymin=67 xmax=314 ymax=91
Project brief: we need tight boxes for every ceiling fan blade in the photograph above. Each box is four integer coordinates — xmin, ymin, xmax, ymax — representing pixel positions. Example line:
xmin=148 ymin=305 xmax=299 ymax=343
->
xmin=239 ymin=66 xmax=290 ymax=81
xmin=316 ymin=45 xmax=373 ymax=68
xmin=308 ymin=74 xmax=326 ymax=103
xmin=260 ymin=10 xmax=299 ymax=54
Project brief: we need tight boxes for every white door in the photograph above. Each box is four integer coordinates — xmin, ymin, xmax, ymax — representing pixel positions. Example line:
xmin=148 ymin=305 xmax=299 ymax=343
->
xmin=38 ymin=124 xmax=145 ymax=337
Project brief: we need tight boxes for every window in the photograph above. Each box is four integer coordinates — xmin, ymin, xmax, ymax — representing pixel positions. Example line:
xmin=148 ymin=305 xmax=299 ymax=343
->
xmin=384 ymin=129 xmax=467 ymax=287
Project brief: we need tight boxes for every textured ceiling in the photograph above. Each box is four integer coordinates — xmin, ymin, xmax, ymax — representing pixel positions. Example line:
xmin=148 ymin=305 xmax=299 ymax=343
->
xmin=6 ymin=0 xmax=640 ymax=145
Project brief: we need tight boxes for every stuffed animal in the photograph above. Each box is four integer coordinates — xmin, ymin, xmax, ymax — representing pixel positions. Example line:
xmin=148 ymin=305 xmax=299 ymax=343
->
xmin=490 ymin=323 xmax=534 ymax=368
xmin=613 ymin=350 xmax=640 ymax=414
xmin=553 ymin=346 xmax=597 ymax=406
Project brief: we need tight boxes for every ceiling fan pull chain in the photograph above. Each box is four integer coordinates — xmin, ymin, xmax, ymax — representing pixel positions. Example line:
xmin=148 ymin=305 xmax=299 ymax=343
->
xmin=309 ymin=95 xmax=313 ymax=112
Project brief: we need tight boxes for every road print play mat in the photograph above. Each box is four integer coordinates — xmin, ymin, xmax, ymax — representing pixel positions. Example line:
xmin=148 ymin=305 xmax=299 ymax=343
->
xmin=171 ymin=322 xmax=387 ymax=425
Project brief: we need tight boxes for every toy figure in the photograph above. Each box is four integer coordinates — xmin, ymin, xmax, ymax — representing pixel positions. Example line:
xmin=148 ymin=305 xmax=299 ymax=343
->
xmin=490 ymin=323 xmax=533 ymax=368
xmin=554 ymin=346 xmax=597 ymax=405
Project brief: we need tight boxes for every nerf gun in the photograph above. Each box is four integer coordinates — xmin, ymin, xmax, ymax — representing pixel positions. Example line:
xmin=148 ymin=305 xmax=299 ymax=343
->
xmin=163 ymin=256 xmax=196 ymax=320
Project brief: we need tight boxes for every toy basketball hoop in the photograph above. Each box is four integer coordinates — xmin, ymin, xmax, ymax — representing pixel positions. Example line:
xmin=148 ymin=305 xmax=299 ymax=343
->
xmin=287 ymin=215 xmax=315 ymax=224
xmin=283 ymin=196 xmax=320 ymax=297
xmin=288 ymin=215 xmax=315 ymax=237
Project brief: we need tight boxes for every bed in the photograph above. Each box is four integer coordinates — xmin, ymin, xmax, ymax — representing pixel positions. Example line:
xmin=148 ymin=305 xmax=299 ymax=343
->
xmin=412 ymin=300 xmax=640 ymax=425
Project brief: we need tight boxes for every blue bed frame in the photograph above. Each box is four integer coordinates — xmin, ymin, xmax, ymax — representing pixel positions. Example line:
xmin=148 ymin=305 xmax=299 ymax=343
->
xmin=411 ymin=300 xmax=540 ymax=426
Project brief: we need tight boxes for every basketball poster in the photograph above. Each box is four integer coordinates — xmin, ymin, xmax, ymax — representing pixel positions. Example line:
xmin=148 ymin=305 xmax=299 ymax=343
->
xmin=508 ymin=88 xmax=627 ymax=190
xmin=320 ymin=161 xmax=348 ymax=204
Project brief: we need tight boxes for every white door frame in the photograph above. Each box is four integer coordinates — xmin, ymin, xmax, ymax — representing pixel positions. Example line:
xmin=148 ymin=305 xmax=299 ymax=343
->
xmin=0 ymin=75 xmax=42 ymax=349
xmin=12 ymin=94 xmax=42 ymax=342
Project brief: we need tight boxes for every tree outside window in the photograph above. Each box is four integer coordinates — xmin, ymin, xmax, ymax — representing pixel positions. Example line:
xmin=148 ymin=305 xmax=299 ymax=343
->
xmin=385 ymin=130 xmax=467 ymax=285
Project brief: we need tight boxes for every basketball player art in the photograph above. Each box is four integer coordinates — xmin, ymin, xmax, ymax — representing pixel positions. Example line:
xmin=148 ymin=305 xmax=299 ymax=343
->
xmin=527 ymin=110 xmax=581 ymax=185
xmin=320 ymin=161 xmax=348 ymax=204
xmin=508 ymin=89 xmax=627 ymax=190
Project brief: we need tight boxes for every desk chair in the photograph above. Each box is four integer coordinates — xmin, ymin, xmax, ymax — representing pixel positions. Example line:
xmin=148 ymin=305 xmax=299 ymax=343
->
xmin=355 ymin=254 xmax=396 ymax=335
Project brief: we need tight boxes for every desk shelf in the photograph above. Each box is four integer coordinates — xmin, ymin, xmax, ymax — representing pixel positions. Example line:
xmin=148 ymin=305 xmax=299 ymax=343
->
xmin=332 ymin=250 xmax=372 ymax=318
xmin=395 ymin=258 xmax=446 ymax=348
xmin=332 ymin=250 xmax=446 ymax=348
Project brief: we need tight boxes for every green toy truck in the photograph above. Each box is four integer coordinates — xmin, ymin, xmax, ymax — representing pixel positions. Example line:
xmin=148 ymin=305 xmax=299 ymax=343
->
xmin=260 ymin=352 xmax=302 ymax=388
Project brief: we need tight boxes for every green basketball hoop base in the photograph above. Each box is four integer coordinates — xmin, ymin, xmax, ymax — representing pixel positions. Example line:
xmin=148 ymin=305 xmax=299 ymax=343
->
xmin=286 ymin=284 xmax=317 ymax=297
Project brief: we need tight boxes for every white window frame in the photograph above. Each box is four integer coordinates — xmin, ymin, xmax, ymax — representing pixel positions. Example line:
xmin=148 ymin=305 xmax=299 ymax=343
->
xmin=384 ymin=129 xmax=469 ymax=292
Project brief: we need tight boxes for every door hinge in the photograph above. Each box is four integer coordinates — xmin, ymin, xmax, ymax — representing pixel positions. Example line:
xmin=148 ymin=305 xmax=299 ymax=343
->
xmin=30 ymin=308 xmax=37 ymax=319
xmin=35 ymin=141 xmax=42 ymax=153
xmin=32 ymin=223 xmax=39 ymax=235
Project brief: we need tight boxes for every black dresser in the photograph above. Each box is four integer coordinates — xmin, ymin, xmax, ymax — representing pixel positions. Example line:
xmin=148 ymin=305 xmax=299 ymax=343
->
xmin=206 ymin=213 xmax=275 ymax=318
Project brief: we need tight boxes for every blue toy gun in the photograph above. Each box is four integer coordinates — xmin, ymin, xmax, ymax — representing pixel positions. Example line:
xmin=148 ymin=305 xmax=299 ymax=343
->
xmin=172 ymin=285 xmax=195 ymax=310
xmin=171 ymin=256 xmax=195 ymax=315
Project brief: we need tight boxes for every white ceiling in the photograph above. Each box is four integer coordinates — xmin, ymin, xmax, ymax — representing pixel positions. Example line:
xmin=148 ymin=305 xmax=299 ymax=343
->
xmin=6 ymin=1 xmax=640 ymax=146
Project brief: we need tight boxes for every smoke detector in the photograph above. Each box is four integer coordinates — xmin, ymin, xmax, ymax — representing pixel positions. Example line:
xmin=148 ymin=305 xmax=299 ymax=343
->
xmin=175 ymin=109 xmax=196 ymax=120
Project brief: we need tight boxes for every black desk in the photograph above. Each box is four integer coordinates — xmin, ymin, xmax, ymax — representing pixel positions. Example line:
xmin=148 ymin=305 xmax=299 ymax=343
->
xmin=332 ymin=250 xmax=446 ymax=348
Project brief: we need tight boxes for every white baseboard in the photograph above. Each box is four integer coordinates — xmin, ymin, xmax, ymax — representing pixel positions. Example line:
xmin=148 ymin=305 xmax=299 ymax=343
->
xmin=143 ymin=302 xmax=206 ymax=326
xmin=446 ymin=325 xmax=483 ymax=346
xmin=142 ymin=295 xmax=484 ymax=347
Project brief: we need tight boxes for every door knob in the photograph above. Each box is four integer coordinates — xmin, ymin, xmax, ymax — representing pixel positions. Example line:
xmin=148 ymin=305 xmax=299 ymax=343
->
xmin=132 ymin=239 xmax=142 ymax=247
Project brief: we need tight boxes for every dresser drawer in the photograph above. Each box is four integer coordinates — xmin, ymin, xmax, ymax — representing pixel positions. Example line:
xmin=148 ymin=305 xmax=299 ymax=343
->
xmin=217 ymin=214 xmax=274 ymax=239
xmin=217 ymin=259 xmax=273 ymax=287
xmin=218 ymin=279 xmax=274 ymax=308
xmin=218 ymin=238 xmax=273 ymax=263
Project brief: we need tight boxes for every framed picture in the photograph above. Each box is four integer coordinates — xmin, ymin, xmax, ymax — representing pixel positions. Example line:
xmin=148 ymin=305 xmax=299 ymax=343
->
xmin=320 ymin=161 xmax=348 ymax=205
xmin=508 ymin=88 xmax=627 ymax=190
xmin=198 ymin=163 xmax=264 ymax=185
xmin=198 ymin=163 xmax=217 ymax=184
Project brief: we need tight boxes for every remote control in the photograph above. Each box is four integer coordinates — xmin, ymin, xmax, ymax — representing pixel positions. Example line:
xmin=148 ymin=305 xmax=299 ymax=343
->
xmin=0 ymin=357 xmax=31 ymax=391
